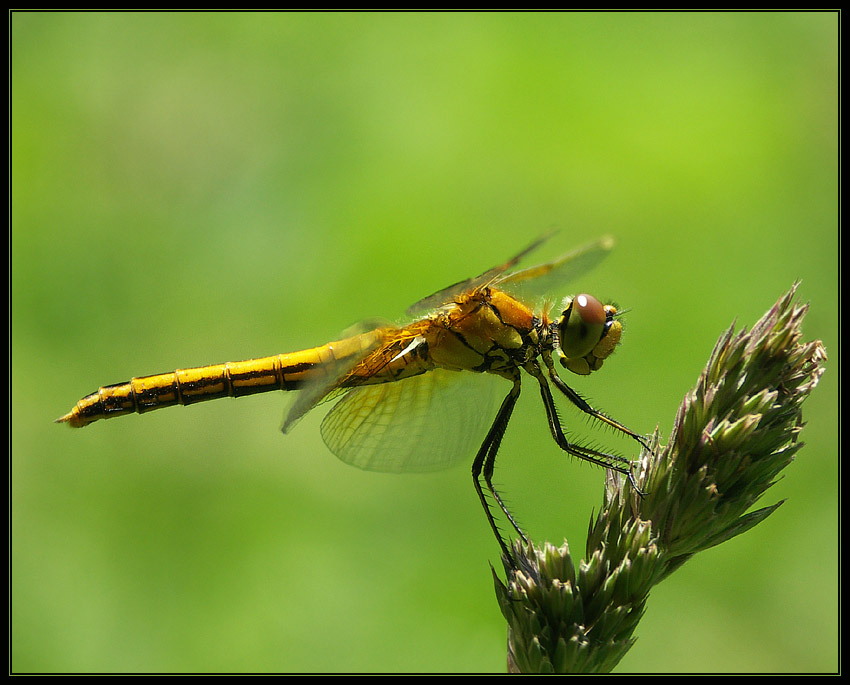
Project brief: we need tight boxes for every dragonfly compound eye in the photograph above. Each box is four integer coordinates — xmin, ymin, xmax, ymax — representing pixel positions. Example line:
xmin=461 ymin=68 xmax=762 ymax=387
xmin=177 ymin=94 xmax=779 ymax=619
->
xmin=557 ymin=294 xmax=608 ymax=369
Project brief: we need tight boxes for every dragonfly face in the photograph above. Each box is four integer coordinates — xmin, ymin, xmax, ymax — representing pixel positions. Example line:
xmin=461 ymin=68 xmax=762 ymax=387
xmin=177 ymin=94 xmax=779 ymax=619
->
xmin=552 ymin=294 xmax=622 ymax=376
xmin=58 ymin=234 xmax=647 ymax=563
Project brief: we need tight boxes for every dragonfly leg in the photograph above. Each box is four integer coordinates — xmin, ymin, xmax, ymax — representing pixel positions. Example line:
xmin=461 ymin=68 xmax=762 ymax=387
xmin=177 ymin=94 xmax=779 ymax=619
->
xmin=472 ymin=374 xmax=525 ymax=561
xmin=528 ymin=362 xmax=645 ymax=493
xmin=542 ymin=353 xmax=651 ymax=454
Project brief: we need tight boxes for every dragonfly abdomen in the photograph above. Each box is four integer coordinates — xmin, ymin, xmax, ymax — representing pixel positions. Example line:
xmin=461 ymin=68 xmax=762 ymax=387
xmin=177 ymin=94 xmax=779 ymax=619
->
xmin=56 ymin=357 xmax=298 ymax=428
xmin=57 ymin=331 xmax=386 ymax=428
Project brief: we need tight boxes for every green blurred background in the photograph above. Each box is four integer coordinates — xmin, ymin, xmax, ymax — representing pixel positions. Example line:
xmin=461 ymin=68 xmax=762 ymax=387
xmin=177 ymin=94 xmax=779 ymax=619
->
xmin=12 ymin=12 xmax=837 ymax=673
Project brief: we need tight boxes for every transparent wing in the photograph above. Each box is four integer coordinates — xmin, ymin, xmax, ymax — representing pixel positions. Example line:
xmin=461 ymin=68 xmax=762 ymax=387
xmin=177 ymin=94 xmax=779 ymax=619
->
xmin=405 ymin=231 xmax=554 ymax=316
xmin=281 ymin=355 xmax=362 ymax=434
xmin=280 ymin=326 xmax=390 ymax=434
xmin=494 ymin=235 xmax=615 ymax=306
xmin=406 ymin=232 xmax=614 ymax=316
xmin=320 ymin=368 xmax=503 ymax=473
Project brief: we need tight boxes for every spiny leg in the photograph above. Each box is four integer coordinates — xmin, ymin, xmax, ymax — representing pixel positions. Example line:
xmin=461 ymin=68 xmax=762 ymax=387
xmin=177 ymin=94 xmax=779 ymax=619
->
xmin=528 ymin=362 xmax=644 ymax=494
xmin=472 ymin=375 xmax=524 ymax=560
xmin=481 ymin=388 xmax=525 ymax=542
xmin=542 ymin=351 xmax=651 ymax=453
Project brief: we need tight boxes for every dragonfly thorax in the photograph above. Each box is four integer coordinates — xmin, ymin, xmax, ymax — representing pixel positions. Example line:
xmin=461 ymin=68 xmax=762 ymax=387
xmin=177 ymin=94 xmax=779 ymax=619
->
xmin=551 ymin=294 xmax=622 ymax=376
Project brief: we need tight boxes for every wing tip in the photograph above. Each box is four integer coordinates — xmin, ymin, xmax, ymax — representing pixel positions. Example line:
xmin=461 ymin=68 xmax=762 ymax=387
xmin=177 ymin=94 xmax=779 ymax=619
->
xmin=598 ymin=234 xmax=616 ymax=251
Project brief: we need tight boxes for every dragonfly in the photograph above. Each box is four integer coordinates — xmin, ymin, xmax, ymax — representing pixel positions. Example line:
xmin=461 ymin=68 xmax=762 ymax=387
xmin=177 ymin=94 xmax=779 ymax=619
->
xmin=58 ymin=233 xmax=648 ymax=560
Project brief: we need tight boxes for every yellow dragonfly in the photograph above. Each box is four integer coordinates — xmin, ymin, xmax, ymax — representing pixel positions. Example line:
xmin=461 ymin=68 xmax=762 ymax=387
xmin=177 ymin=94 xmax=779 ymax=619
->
xmin=58 ymin=233 xmax=648 ymax=560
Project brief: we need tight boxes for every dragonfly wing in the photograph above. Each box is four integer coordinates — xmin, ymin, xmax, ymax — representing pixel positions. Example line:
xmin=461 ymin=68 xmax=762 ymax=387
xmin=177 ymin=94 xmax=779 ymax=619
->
xmin=320 ymin=368 xmax=503 ymax=473
xmin=281 ymin=359 xmax=358 ymax=434
xmin=494 ymin=235 xmax=615 ymax=305
xmin=405 ymin=231 xmax=555 ymax=316
xmin=280 ymin=331 xmax=387 ymax=434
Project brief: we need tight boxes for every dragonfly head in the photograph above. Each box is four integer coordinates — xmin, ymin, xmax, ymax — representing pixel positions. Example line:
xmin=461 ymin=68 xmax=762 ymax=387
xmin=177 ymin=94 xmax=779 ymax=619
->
xmin=553 ymin=294 xmax=622 ymax=376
